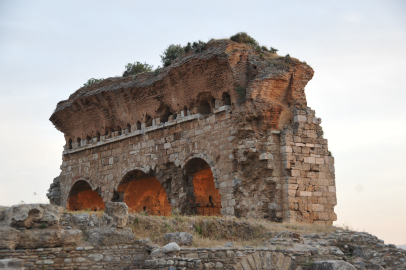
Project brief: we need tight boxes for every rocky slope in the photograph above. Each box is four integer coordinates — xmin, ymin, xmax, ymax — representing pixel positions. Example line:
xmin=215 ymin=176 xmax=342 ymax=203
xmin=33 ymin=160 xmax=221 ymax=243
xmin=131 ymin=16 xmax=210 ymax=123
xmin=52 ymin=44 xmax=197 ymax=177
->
xmin=0 ymin=204 xmax=405 ymax=269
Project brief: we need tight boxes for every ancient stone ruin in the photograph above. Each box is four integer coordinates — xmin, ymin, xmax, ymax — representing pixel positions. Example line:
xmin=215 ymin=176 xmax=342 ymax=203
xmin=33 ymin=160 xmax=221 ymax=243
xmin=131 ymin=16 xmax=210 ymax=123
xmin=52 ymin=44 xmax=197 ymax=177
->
xmin=48 ymin=39 xmax=337 ymax=225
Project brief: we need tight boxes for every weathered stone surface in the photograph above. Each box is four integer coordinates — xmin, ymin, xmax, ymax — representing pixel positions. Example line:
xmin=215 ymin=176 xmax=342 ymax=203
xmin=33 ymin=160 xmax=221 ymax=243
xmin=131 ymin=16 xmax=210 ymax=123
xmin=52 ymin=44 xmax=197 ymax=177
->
xmin=164 ymin=232 xmax=193 ymax=246
xmin=104 ymin=202 xmax=128 ymax=227
xmin=0 ymin=227 xmax=20 ymax=249
xmin=162 ymin=242 xmax=180 ymax=253
xmin=311 ymin=260 xmax=356 ymax=270
xmin=17 ymin=229 xmax=82 ymax=249
xmin=72 ymin=213 xmax=89 ymax=227
xmin=4 ymin=204 xmax=64 ymax=228
xmin=0 ymin=258 xmax=24 ymax=268
xmin=86 ymin=227 xmax=135 ymax=246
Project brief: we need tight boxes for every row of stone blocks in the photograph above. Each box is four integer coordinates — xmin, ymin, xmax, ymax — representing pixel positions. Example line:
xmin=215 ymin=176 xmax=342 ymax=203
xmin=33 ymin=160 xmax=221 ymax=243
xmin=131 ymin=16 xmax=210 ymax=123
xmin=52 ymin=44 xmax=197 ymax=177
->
xmin=64 ymin=106 xmax=231 ymax=154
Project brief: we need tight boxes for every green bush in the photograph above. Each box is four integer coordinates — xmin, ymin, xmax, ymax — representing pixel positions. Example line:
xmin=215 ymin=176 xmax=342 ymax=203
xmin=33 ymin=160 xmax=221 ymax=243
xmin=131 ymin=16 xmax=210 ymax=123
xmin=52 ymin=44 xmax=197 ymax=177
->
xmin=235 ymin=85 xmax=246 ymax=104
xmin=191 ymin=40 xmax=206 ymax=53
xmin=160 ymin=44 xmax=185 ymax=67
xmin=83 ymin=78 xmax=104 ymax=87
xmin=123 ymin=61 xmax=153 ymax=76
xmin=261 ymin=46 xmax=269 ymax=52
xmin=230 ymin=32 xmax=259 ymax=47
xmin=269 ymin=47 xmax=278 ymax=54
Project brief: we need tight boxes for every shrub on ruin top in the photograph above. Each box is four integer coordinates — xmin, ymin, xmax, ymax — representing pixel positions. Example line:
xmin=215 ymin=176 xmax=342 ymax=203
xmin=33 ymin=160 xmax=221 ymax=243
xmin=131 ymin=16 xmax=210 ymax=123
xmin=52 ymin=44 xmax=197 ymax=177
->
xmin=123 ymin=61 xmax=154 ymax=77
xmin=160 ymin=44 xmax=185 ymax=67
xmin=83 ymin=78 xmax=104 ymax=87
xmin=230 ymin=32 xmax=259 ymax=47
xmin=160 ymin=40 xmax=207 ymax=67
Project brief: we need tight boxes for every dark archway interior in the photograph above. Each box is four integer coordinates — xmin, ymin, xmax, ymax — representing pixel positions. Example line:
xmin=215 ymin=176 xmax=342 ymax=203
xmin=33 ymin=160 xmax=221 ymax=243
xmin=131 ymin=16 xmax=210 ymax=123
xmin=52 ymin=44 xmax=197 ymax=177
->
xmin=157 ymin=104 xmax=172 ymax=123
xmin=145 ymin=114 xmax=152 ymax=127
xmin=197 ymin=100 xmax=211 ymax=114
xmin=183 ymin=158 xmax=221 ymax=216
xmin=115 ymin=170 xmax=172 ymax=215
xmin=67 ymin=180 xmax=105 ymax=211
xmin=222 ymin=92 xmax=231 ymax=106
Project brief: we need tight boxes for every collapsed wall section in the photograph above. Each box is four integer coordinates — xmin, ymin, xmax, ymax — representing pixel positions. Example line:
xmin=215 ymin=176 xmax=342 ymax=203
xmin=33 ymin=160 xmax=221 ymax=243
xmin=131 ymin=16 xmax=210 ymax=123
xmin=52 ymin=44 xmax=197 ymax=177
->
xmin=280 ymin=108 xmax=337 ymax=225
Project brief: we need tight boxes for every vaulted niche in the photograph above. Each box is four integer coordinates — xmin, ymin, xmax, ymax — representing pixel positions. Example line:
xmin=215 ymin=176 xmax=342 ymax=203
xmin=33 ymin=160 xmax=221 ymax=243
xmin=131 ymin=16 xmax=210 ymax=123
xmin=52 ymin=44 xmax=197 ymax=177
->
xmin=67 ymin=180 xmax=105 ymax=211
xmin=183 ymin=158 xmax=221 ymax=216
xmin=157 ymin=103 xmax=173 ymax=123
xmin=115 ymin=170 xmax=172 ymax=215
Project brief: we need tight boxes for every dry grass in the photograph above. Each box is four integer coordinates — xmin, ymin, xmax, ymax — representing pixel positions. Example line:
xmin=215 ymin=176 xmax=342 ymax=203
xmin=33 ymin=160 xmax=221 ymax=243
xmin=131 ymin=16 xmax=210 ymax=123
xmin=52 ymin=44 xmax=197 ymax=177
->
xmin=130 ymin=213 xmax=339 ymax=248
xmin=64 ymin=209 xmax=105 ymax=218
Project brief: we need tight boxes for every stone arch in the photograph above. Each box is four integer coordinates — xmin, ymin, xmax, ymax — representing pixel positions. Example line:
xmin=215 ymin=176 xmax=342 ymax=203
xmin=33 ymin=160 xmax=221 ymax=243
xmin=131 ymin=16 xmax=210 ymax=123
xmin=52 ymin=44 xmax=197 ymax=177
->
xmin=194 ymin=92 xmax=215 ymax=115
xmin=181 ymin=153 xmax=219 ymax=185
xmin=67 ymin=180 xmax=105 ymax=211
xmin=156 ymin=103 xmax=172 ymax=123
xmin=114 ymin=169 xmax=172 ymax=215
xmin=182 ymin=156 xmax=221 ymax=216
xmin=234 ymin=251 xmax=295 ymax=270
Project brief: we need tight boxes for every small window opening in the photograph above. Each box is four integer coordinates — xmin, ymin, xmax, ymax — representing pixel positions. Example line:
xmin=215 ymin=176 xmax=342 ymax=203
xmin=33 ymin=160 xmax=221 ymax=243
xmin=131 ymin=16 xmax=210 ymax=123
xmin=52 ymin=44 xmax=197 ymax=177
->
xmin=126 ymin=123 xmax=131 ymax=133
xmin=96 ymin=132 xmax=101 ymax=142
xmin=77 ymin=137 xmax=81 ymax=146
xmin=86 ymin=135 xmax=91 ymax=144
xmin=197 ymin=100 xmax=211 ymax=114
xmin=68 ymin=139 xmax=73 ymax=149
xmin=136 ymin=121 xmax=141 ymax=130
xmin=183 ymin=106 xmax=188 ymax=117
xmin=117 ymin=126 xmax=122 ymax=136
xmin=222 ymin=92 xmax=231 ymax=106
xmin=145 ymin=114 xmax=152 ymax=127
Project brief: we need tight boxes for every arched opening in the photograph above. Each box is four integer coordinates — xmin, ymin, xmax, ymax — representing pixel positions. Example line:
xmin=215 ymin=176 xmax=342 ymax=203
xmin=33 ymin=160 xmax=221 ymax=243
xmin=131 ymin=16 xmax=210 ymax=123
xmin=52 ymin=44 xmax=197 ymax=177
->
xmin=115 ymin=170 xmax=172 ymax=215
xmin=183 ymin=158 xmax=221 ymax=216
xmin=182 ymin=106 xmax=188 ymax=117
xmin=67 ymin=180 xmax=105 ymax=211
xmin=126 ymin=123 xmax=131 ymax=133
xmin=145 ymin=114 xmax=152 ymax=127
xmin=196 ymin=100 xmax=211 ymax=114
xmin=86 ymin=135 xmax=91 ymax=144
xmin=136 ymin=121 xmax=141 ymax=130
xmin=68 ymin=139 xmax=73 ymax=149
xmin=157 ymin=104 xmax=172 ymax=123
xmin=117 ymin=126 xmax=122 ymax=136
xmin=222 ymin=92 xmax=231 ymax=106
xmin=77 ymin=137 xmax=81 ymax=147
xmin=96 ymin=132 xmax=101 ymax=142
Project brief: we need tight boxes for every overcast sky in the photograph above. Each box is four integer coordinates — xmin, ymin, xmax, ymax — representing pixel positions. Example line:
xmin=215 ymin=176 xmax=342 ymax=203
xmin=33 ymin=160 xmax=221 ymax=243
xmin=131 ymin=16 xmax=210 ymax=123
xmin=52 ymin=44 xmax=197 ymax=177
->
xmin=0 ymin=0 xmax=405 ymax=245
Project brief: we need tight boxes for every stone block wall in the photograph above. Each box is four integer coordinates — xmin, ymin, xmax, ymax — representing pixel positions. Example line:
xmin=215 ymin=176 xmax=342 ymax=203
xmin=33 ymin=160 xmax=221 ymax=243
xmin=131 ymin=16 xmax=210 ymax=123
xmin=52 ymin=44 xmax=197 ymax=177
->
xmin=280 ymin=108 xmax=337 ymax=225
xmin=0 ymin=244 xmax=306 ymax=270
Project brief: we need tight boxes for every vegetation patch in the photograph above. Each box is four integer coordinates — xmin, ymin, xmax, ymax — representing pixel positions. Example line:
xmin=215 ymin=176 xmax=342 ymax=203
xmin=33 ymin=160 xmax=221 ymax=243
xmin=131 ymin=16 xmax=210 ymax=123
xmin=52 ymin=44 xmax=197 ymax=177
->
xmin=130 ymin=213 xmax=337 ymax=248
xmin=83 ymin=78 xmax=104 ymax=87
xmin=123 ymin=61 xmax=153 ymax=77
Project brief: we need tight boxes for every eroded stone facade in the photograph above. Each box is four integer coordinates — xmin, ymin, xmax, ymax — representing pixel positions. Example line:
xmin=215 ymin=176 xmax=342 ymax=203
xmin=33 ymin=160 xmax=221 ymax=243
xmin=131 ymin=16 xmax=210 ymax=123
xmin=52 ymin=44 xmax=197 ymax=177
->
xmin=48 ymin=39 xmax=337 ymax=224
